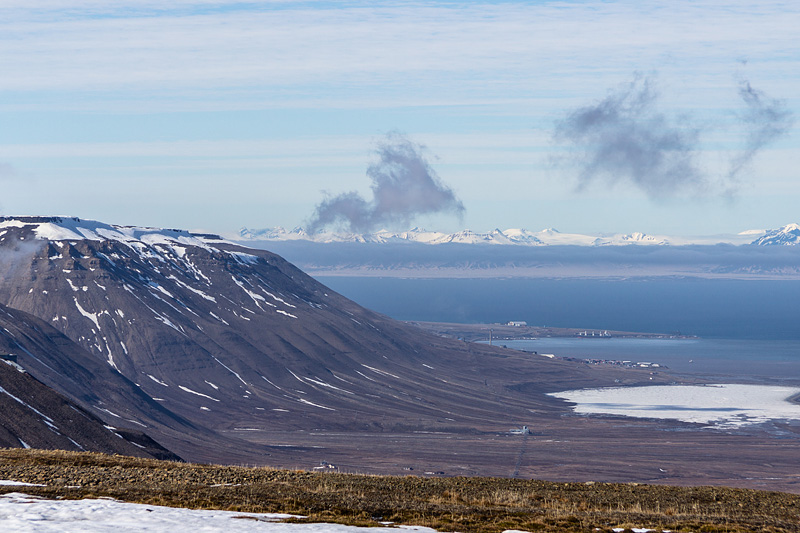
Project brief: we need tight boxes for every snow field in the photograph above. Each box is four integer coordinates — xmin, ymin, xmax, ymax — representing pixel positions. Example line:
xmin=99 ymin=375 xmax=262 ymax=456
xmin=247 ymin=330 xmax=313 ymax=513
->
xmin=0 ymin=493 xmax=439 ymax=533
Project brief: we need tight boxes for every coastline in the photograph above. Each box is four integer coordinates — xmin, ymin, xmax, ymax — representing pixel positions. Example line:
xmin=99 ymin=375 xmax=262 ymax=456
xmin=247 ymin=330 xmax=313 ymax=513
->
xmin=406 ymin=320 xmax=692 ymax=342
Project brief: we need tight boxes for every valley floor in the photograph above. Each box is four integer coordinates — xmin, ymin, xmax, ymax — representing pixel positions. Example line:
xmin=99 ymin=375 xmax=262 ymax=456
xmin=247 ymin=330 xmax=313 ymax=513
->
xmin=225 ymin=414 xmax=800 ymax=494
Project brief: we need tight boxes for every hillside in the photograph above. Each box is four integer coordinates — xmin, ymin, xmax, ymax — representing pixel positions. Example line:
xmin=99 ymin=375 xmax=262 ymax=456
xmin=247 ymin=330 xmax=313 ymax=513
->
xmin=1 ymin=449 xmax=799 ymax=533
xmin=0 ymin=357 xmax=175 ymax=459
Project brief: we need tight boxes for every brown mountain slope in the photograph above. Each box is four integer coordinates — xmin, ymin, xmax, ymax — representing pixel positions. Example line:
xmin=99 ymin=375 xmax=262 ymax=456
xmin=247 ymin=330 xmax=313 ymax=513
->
xmin=0 ymin=358 xmax=177 ymax=459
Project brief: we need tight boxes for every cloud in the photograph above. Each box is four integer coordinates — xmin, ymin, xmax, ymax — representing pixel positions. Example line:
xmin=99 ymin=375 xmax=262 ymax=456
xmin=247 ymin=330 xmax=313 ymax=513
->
xmin=0 ymin=162 xmax=18 ymax=179
xmin=553 ymin=75 xmax=703 ymax=197
xmin=0 ymin=237 xmax=46 ymax=282
xmin=554 ymin=75 xmax=794 ymax=198
xmin=308 ymin=132 xmax=464 ymax=233
xmin=5 ymin=1 xmax=799 ymax=114
xmin=728 ymin=78 xmax=794 ymax=181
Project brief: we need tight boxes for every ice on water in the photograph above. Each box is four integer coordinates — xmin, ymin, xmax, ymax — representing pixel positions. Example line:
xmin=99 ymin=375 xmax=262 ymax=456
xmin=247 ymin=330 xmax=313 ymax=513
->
xmin=549 ymin=383 xmax=800 ymax=428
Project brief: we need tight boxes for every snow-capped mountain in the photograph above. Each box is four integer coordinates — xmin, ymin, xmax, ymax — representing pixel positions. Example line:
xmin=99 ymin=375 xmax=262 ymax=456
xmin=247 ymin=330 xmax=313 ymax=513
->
xmin=238 ymin=223 xmax=800 ymax=247
xmin=239 ymin=226 xmax=310 ymax=241
xmin=751 ymin=223 xmax=800 ymax=245
xmin=238 ymin=226 xmax=675 ymax=246
xmin=236 ymin=222 xmax=800 ymax=279
xmin=0 ymin=216 xmax=631 ymax=465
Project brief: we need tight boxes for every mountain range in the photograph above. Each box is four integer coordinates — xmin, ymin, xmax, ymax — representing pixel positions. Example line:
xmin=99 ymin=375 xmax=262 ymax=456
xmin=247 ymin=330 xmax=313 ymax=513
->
xmin=238 ymin=223 xmax=800 ymax=246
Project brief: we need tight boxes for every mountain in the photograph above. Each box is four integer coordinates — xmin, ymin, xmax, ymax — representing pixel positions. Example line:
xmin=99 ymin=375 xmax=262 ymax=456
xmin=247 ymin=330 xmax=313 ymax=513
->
xmin=234 ymin=224 xmax=800 ymax=280
xmin=0 ymin=216 xmax=651 ymax=465
xmin=240 ymin=223 xmax=800 ymax=248
xmin=238 ymin=226 xmax=677 ymax=246
xmin=239 ymin=225 xmax=791 ymax=247
xmin=0 ymin=299 xmax=198 ymax=460
xmin=0 ymin=312 xmax=177 ymax=459
xmin=752 ymin=223 xmax=800 ymax=245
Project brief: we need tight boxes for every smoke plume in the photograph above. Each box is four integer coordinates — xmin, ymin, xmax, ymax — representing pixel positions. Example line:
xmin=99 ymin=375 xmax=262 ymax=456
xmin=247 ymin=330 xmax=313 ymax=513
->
xmin=728 ymin=79 xmax=794 ymax=180
xmin=553 ymin=76 xmax=702 ymax=197
xmin=309 ymin=132 xmax=464 ymax=233
xmin=554 ymin=75 xmax=793 ymax=198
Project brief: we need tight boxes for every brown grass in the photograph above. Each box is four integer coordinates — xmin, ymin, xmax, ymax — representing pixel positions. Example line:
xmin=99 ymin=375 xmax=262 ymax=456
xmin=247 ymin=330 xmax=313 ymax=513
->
xmin=1 ymin=448 xmax=798 ymax=532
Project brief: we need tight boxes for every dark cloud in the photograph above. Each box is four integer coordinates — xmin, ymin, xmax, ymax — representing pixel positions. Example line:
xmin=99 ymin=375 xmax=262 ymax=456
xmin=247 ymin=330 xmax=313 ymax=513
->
xmin=728 ymin=78 xmax=794 ymax=180
xmin=553 ymin=76 xmax=702 ymax=197
xmin=554 ymin=75 xmax=793 ymax=199
xmin=309 ymin=132 xmax=464 ymax=233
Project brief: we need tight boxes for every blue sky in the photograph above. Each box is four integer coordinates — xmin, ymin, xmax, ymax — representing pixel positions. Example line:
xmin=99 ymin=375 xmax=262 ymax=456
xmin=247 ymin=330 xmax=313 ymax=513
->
xmin=1 ymin=1 xmax=798 ymax=236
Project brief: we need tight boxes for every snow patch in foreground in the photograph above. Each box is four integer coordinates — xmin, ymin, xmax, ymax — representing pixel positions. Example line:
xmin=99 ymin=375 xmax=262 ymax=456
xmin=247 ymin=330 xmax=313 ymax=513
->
xmin=0 ymin=493 xmax=438 ymax=533
xmin=549 ymin=384 xmax=800 ymax=428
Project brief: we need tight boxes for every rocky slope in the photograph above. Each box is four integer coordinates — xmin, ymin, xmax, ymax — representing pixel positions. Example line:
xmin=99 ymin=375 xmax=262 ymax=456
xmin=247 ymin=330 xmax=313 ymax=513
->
xmin=0 ymin=351 xmax=176 ymax=459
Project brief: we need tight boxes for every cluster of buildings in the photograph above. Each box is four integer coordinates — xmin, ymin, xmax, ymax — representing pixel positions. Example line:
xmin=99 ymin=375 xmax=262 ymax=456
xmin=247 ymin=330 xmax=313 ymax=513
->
xmin=575 ymin=330 xmax=612 ymax=337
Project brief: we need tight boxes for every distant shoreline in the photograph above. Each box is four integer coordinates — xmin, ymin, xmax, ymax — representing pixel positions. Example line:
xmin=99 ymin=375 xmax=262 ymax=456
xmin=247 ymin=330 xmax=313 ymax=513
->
xmin=311 ymin=268 xmax=800 ymax=280
xmin=406 ymin=320 xmax=694 ymax=343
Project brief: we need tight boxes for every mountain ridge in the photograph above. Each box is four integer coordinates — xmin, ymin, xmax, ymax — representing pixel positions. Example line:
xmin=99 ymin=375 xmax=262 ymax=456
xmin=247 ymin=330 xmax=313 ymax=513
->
xmin=753 ymin=223 xmax=800 ymax=246
xmin=239 ymin=224 xmax=800 ymax=246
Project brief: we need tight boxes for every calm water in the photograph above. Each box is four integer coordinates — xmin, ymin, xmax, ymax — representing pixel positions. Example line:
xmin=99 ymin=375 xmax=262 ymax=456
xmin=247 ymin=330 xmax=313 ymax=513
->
xmin=317 ymin=277 xmax=800 ymax=340
xmin=316 ymin=277 xmax=800 ymax=384
xmin=499 ymin=338 xmax=800 ymax=385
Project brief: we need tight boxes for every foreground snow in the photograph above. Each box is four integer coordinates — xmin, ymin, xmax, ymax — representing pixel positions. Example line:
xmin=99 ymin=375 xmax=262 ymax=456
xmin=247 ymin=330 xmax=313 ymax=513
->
xmin=549 ymin=384 xmax=800 ymax=428
xmin=0 ymin=493 xmax=437 ymax=533
xmin=0 ymin=493 xmax=668 ymax=533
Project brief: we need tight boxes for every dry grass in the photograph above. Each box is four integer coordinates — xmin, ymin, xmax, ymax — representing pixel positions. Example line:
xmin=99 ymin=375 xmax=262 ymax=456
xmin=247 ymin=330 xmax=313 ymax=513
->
xmin=1 ymin=448 xmax=799 ymax=532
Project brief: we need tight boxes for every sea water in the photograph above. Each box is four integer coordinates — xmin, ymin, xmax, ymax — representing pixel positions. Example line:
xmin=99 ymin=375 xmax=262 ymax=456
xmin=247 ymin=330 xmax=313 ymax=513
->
xmin=315 ymin=275 xmax=800 ymax=427
xmin=316 ymin=277 xmax=800 ymax=340
xmin=317 ymin=276 xmax=800 ymax=385
xmin=499 ymin=338 xmax=800 ymax=385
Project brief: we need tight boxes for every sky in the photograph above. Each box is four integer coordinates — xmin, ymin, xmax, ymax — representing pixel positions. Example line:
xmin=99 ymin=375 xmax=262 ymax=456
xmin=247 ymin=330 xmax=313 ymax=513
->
xmin=1 ymin=0 xmax=798 ymax=236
